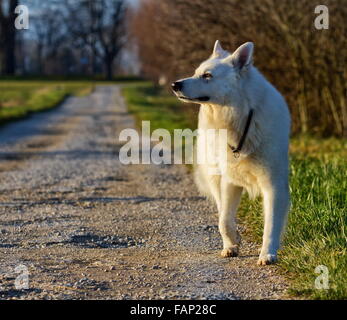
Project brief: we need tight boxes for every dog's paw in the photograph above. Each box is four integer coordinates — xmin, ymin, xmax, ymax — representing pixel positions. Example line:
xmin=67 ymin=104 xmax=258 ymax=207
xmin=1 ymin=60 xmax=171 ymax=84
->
xmin=257 ymin=254 xmax=277 ymax=266
xmin=221 ymin=246 xmax=239 ymax=258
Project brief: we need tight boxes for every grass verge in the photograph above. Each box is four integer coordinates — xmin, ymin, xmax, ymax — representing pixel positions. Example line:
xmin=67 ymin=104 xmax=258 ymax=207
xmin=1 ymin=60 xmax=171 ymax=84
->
xmin=122 ymin=82 xmax=196 ymax=132
xmin=0 ymin=80 xmax=94 ymax=125
xmin=122 ymin=82 xmax=347 ymax=300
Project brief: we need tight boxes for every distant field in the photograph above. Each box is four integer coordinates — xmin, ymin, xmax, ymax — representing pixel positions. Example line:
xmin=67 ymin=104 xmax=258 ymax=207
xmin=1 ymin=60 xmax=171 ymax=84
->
xmin=122 ymin=83 xmax=347 ymax=300
xmin=0 ymin=81 xmax=94 ymax=124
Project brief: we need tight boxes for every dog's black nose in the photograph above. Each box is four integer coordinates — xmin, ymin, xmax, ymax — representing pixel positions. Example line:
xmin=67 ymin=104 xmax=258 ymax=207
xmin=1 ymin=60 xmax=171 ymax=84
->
xmin=172 ymin=81 xmax=182 ymax=92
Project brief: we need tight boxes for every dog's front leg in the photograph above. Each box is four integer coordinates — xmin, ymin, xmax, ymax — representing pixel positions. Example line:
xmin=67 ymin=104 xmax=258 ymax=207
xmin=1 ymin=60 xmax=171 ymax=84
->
xmin=258 ymin=181 xmax=290 ymax=265
xmin=219 ymin=178 xmax=243 ymax=258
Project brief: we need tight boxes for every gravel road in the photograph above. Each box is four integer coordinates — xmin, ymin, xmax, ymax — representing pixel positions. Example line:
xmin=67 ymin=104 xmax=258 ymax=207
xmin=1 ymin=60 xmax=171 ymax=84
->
xmin=0 ymin=85 xmax=290 ymax=300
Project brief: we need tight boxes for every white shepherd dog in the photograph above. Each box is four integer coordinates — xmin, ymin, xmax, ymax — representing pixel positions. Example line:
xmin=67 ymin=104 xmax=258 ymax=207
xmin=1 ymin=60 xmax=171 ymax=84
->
xmin=172 ymin=41 xmax=290 ymax=265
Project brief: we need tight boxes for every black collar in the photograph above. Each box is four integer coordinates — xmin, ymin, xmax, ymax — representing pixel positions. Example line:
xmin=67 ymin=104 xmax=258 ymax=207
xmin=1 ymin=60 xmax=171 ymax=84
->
xmin=229 ymin=109 xmax=254 ymax=158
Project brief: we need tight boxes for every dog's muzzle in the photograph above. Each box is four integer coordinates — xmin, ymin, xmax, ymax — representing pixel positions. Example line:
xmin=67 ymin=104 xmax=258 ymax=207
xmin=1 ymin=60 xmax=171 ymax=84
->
xmin=172 ymin=81 xmax=183 ymax=92
xmin=172 ymin=80 xmax=210 ymax=102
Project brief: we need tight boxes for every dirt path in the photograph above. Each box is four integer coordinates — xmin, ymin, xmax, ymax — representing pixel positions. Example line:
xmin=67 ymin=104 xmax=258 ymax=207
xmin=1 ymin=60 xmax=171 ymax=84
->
xmin=0 ymin=85 xmax=289 ymax=300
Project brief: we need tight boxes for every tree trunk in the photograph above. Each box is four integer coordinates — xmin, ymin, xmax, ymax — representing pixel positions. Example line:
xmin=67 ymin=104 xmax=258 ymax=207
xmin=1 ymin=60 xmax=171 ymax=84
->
xmin=0 ymin=0 xmax=18 ymax=75
xmin=4 ymin=24 xmax=16 ymax=74
xmin=37 ymin=43 xmax=43 ymax=74
xmin=105 ymin=56 xmax=114 ymax=80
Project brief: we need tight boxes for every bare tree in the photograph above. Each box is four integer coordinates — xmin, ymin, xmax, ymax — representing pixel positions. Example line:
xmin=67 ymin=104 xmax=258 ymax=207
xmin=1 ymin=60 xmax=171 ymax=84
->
xmin=65 ymin=0 xmax=127 ymax=79
xmin=0 ymin=0 xmax=18 ymax=74
xmin=131 ymin=0 xmax=347 ymax=137
xmin=31 ymin=6 xmax=67 ymax=74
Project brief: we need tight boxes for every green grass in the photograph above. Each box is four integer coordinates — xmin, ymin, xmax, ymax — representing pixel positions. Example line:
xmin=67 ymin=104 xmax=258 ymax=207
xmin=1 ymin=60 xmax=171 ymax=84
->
xmin=0 ymin=80 xmax=94 ymax=124
xmin=122 ymin=82 xmax=347 ymax=300
xmin=238 ymin=148 xmax=346 ymax=299
xmin=122 ymin=82 xmax=196 ymax=133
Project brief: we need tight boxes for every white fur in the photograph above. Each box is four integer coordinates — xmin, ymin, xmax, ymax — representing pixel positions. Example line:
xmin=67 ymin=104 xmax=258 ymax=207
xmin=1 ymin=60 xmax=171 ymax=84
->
xmin=173 ymin=41 xmax=290 ymax=265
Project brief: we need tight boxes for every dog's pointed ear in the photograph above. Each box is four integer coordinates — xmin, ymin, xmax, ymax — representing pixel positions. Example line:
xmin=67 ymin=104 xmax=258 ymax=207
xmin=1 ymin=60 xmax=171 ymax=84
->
xmin=225 ymin=42 xmax=254 ymax=69
xmin=212 ymin=40 xmax=228 ymax=59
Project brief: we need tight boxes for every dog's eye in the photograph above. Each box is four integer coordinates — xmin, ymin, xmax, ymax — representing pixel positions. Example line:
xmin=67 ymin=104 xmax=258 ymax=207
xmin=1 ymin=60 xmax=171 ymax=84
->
xmin=201 ymin=72 xmax=213 ymax=80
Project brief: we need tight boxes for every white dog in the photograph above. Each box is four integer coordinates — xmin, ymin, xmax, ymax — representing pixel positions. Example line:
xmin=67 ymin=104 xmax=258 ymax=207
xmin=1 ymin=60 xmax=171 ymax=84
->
xmin=172 ymin=41 xmax=290 ymax=265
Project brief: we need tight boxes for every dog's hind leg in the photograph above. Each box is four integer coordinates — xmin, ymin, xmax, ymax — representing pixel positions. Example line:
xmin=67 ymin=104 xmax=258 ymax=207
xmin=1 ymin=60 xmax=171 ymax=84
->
xmin=258 ymin=180 xmax=290 ymax=265
xmin=219 ymin=179 xmax=243 ymax=258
